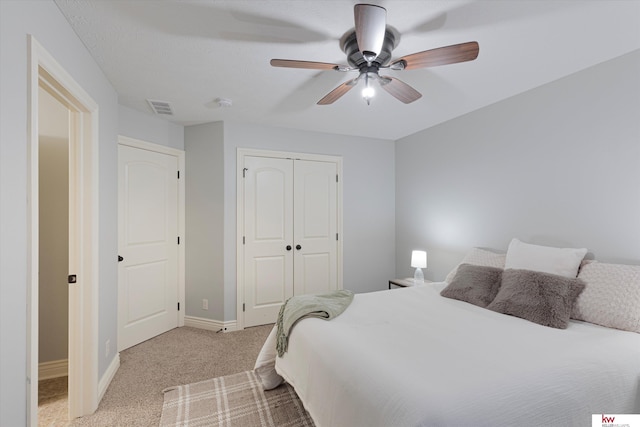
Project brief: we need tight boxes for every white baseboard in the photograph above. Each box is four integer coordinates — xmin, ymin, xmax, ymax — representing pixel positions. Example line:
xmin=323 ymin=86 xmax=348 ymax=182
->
xmin=39 ymin=359 xmax=68 ymax=380
xmin=184 ymin=315 xmax=238 ymax=333
xmin=98 ymin=353 xmax=120 ymax=403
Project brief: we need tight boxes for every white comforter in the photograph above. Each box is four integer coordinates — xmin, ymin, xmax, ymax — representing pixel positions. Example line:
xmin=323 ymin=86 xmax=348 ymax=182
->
xmin=274 ymin=283 xmax=640 ymax=427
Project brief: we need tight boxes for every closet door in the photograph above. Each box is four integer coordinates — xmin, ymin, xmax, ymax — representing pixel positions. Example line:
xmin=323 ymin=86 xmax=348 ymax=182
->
xmin=293 ymin=160 xmax=338 ymax=295
xmin=243 ymin=156 xmax=294 ymax=327
xmin=242 ymin=155 xmax=339 ymax=328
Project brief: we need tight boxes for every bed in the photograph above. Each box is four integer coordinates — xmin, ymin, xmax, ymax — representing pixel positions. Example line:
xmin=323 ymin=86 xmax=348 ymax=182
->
xmin=260 ymin=242 xmax=640 ymax=427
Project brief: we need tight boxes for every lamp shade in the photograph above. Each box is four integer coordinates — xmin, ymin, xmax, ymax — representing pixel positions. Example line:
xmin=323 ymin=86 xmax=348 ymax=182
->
xmin=411 ymin=250 xmax=427 ymax=269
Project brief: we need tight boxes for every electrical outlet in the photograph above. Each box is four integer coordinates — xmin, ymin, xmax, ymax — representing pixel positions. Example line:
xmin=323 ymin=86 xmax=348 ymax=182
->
xmin=105 ymin=339 xmax=110 ymax=358
xmin=202 ymin=299 xmax=209 ymax=310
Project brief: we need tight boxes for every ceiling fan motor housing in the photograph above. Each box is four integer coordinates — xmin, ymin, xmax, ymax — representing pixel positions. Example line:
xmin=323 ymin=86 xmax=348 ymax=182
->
xmin=341 ymin=29 xmax=397 ymax=70
xmin=354 ymin=3 xmax=387 ymax=62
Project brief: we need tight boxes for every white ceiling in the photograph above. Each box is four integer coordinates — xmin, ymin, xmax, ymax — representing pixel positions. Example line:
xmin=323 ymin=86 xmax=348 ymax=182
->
xmin=54 ymin=0 xmax=640 ymax=140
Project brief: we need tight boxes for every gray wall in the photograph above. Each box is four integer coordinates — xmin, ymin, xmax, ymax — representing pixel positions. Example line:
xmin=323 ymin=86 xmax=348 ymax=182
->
xmin=119 ymin=104 xmax=185 ymax=150
xmin=184 ymin=122 xmax=226 ymax=321
xmin=184 ymin=122 xmax=396 ymax=323
xmin=1 ymin=0 xmax=119 ymax=424
xmin=222 ymin=122 xmax=396 ymax=320
xmin=395 ymin=50 xmax=640 ymax=281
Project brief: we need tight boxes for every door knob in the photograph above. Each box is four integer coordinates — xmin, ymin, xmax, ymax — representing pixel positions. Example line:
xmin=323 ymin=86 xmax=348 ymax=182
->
xmin=118 ymin=255 xmax=124 ymax=262
xmin=296 ymin=244 xmax=302 ymax=250
xmin=286 ymin=245 xmax=292 ymax=251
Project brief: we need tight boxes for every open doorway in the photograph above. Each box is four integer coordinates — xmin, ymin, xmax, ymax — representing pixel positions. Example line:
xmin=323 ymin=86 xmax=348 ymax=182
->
xmin=27 ymin=36 xmax=100 ymax=425
xmin=37 ymin=86 xmax=70 ymax=424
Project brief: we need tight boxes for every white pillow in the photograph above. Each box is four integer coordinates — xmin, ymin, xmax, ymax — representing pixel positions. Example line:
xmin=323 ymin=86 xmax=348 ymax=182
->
xmin=504 ymin=238 xmax=587 ymax=278
xmin=445 ymin=247 xmax=506 ymax=283
xmin=573 ymin=260 xmax=640 ymax=333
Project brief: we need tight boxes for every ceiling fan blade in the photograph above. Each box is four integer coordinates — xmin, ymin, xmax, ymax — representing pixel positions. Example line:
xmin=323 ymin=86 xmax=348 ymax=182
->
xmin=391 ymin=41 xmax=479 ymax=70
xmin=379 ymin=76 xmax=422 ymax=104
xmin=317 ymin=78 xmax=359 ymax=105
xmin=354 ymin=4 xmax=386 ymax=62
xmin=270 ymin=59 xmax=341 ymax=70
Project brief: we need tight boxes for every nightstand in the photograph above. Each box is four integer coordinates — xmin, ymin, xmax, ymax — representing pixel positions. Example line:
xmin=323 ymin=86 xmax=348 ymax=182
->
xmin=388 ymin=278 xmax=432 ymax=289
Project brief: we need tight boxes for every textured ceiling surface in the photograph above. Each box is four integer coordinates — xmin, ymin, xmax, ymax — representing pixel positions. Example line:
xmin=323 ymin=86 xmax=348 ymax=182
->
xmin=54 ymin=0 xmax=640 ymax=140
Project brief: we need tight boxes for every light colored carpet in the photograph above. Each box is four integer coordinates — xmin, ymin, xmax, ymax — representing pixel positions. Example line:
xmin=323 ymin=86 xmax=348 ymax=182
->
xmin=39 ymin=376 xmax=69 ymax=426
xmin=71 ymin=325 xmax=273 ymax=427
xmin=160 ymin=370 xmax=314 ymax=427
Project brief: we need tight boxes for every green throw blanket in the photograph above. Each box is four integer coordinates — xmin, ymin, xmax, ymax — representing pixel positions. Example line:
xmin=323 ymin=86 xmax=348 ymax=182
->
xmin=276 ymin=290 xmax=354 ymax=357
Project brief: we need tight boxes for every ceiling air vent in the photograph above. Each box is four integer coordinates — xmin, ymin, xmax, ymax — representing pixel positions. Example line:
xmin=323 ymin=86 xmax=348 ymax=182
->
xmin=147 ymin=99 xmax=174 ymax=115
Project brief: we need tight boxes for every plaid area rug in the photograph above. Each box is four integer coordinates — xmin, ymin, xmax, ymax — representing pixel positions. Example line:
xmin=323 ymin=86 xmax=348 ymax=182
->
xmin=160 ymin=370 xmax=315 ymax=427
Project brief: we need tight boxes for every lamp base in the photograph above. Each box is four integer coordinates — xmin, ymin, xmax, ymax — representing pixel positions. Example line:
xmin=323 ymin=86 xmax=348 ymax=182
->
xmin=413 ymin=268 xmax=424 ymax=285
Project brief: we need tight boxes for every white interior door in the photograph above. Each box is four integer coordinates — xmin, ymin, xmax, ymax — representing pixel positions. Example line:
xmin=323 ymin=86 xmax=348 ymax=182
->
xmin=293 ymin=160 xmax=338 ymax=295
xmin=118 ymin=144 xmax=179 ymax=351
xmin=243 ymin=156 xmax=294 ymax=327
xmin=242 ymin=155 xmax=339 ymax=327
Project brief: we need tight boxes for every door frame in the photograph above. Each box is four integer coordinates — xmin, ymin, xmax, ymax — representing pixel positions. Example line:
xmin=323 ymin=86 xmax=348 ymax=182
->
xmin=235 ymin=148 xmax=343 ymax=330
xmin=27 ymin=35 xmax=99 ymax=424
xmin=117 ymin=135 xmax=186 ymax=348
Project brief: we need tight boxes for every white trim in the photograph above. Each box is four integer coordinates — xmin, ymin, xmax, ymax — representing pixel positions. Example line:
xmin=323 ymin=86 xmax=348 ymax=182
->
xmin=27 ymin=35 xmax=100 ymax=425
xmin=235 ymin=148 xmax=344 ymax=331
xmin=63 ymin=62 xmax=100 ymax=424
xmin=39 ymin=359 xmax=68 ymax=380
xmin=98 ymin=353 xmax=120 ymax=403
xmin=118 ymin=135 xmax=183 ymax=157
xmin=116 ymin=135 xmax=186 ymax=335
xmin=184 ymin=316 xmax=239 ymax=333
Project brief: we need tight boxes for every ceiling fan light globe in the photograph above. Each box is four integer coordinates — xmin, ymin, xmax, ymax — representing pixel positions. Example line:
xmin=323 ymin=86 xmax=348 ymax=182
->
xmin=362 ymin=85 xmax=375 ymax=99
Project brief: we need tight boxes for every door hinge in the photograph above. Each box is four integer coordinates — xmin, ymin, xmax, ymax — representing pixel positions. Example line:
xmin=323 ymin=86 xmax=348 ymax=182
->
xmin=242 ymin=168 xmax=248 ymax=178
xmin=177 ymin=236 xmax=180 ymax=245
xmin=177 ymin=170 xmax=180 ymax=179
xmin=336 ymin=174 xmax=339 ymax=183
xmin=243 ymin=236 xmax=245 ymax=245
xmin=243 ymin=303 xmax=245 ymax=312
xmin=178 ymin=302 xmax=180 ymax=311
xmin=336 ymin=233 xmax=339 ymax=241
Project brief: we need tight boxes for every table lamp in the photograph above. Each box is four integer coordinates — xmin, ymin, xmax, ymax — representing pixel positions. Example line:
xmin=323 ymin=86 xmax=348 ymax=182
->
xmin=411 ymin=250 xmax=427 ymax=284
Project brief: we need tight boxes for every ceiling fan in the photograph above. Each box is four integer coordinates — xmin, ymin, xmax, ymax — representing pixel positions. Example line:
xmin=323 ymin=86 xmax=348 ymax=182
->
xmin=270 ymin=4 xmax=479 ymax=105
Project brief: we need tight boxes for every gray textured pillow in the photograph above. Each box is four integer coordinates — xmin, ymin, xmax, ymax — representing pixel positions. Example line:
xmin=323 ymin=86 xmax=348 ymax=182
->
xmin=487 ymin=269 xmax=585 ymax=329
xmin=440 ymin=264 xmax=503 ymax=307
